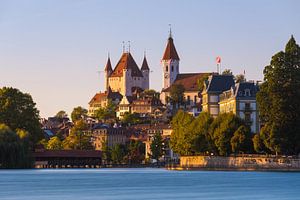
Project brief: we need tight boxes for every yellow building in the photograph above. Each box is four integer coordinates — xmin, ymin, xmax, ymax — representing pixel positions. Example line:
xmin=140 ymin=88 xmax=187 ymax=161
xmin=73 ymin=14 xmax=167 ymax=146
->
xmin=88 ymin=88 xmax=122 ymax=116
xmin=92 ymin=125 xmax=128 ymax=150
xmin=201 ymin=74 xmax=235 ymax=118
xmin=219 ymin=82 xmax=260 ymax=133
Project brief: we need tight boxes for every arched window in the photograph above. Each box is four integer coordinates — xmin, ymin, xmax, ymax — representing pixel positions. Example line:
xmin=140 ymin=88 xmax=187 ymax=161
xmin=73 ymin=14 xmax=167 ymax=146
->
xmin=171 ymin=65 xmax=174 ymax=72
xmin=166 ymin=65 xmax=168 ymax=72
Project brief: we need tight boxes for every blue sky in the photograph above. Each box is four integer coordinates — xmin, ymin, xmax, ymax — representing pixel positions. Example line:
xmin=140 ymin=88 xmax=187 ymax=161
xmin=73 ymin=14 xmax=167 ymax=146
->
xmin=0 ymin=0 xmax=299 ymax=118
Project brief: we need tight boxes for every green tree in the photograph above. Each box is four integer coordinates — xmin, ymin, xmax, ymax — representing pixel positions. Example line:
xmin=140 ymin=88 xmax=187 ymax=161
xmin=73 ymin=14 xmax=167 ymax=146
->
xmin=141 ymin=89 xmax=160 ymax=98
xmin=94 ymin=100 xmax=116 ymax=121
xmin=209 ymin=113 xmax=243 ymax=156
xmin=170 ymin=110 xmax=194 ymax=155
xmin=222 ymin=69 xmax=232 ymax=75
xmin=0 ymin=124 xmax=32 ymax=168
xmin=47 ymin=136 xmax=62 ymax=150
xmin=62 ymin=120 xmax=93 ymax=150
xmin=126 ymin=140 xmax=145 ymax=164
xmin=256 ymin=36 xmax=300 ymax=155
xmin=235 ymin=74 xmax=246 ymax=83
xmin=150 ymin=133 xmax=164 ymax=161
xmin=169 ymin=84 xmax=185 ymax=109
xmin=197 ymin=74 xmax=209 ymax=92
xmin=121 ymin=112 xmax=141 ymax=125
xmin=252 ymin=133 xmax=269 ymax=154
xmin=71 ymin=106 xmax=87 ymax=122
xmin=111 ymin=144 xmax=126 ymax=164
xmin=101 ymin=141 xmax=112 ymax=164
xmin=55 ymin=110 xmax=68 ymax=119
xmin=0 ymin=87 xmax=42 ymax=145
xmin=188 ymin=112 xmax=214 ymax=154
xmin=230 ymin=125 xmax=252 ymax=154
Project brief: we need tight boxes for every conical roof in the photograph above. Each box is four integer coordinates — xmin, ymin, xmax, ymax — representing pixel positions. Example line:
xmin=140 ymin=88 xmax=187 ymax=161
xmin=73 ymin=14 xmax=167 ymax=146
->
xmin=104 ymin=57 xmax=112 ymax=72
xmin=141 ymin=56 xmax=150 ymax=70
xmin=162 ymin=36 xmax=180 ymax=60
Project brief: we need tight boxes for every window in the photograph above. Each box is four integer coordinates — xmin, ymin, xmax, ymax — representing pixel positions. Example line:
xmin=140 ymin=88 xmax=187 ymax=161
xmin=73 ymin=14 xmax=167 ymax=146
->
xmin=171 ymin=65 xmax=174 ymax=72
xmin=166 ymin=65 xmax=168 ymax=72
xmin=245 ymin=113 xmax=251 ymax=123
xmin=187 ymin=96 xmax=190 ymax=105
xmin=245 ymin=102 xmax=251 ymax=111
xmin=194 ymin=96 xmax=197 ymax=104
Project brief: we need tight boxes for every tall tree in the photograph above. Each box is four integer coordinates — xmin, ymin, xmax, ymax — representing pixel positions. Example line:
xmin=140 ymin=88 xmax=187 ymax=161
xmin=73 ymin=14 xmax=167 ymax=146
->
xmin=230 ymin=125 xmax=252 ymax=154
xmin=62 ymin=119 xmax=93 ymax=150
xmin=55 ymin=110 xmax=68 ymax=119
xmin=188 ymin=112 xmax=214 ymax=154
xmin=209 ymin=113 xmax=243 ymax=156
xmin=111 ymin=144 xmax=126 ymax=164
xmin=71 ymin=106 xmax=87 ymax=122
xmin=150 ymin=133 xmax=164 ymax=161
xmin=170 ymin=110 xmax=194 ymax=155
xmin=0 ymin=87 xmax=42 ymax=144
xmin=256 ymin=36 xmax=300 ymax=155
xmin=169 ymin=84 xmax=185 ymax=110
xmin=0 ymin=124 xmax=32 ymax=168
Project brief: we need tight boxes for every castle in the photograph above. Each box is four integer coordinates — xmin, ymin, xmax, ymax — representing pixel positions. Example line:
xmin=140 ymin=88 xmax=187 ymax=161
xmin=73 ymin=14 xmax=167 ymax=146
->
xmin=104 ymin=51 xmax=150 ymax=97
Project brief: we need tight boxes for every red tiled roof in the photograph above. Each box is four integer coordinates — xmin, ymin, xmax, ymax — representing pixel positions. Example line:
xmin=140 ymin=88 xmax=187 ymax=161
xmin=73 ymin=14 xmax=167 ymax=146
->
xmin=89 ymin=92 xmax=108 ymax=104
xmin=110 ymin=52 xmax=143 ymax=77
xmin=162 ymin=37 xmax=180 ymax=60
xmin=162 ymin=73 xmax=211 ymax=92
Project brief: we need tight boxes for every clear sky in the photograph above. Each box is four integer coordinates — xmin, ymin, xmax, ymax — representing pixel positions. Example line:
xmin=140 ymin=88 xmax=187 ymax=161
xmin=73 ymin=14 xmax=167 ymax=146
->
xmin=1 ymin=0 xmax=299 ymax=118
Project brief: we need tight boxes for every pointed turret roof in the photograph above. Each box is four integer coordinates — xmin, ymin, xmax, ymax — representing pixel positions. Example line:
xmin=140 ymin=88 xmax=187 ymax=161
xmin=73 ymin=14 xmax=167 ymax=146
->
xmin=104 ymin=56 xmax=112 ymax=72
xmin=110 ymin=52 xmax=143 ymax=77
xmin=162 ymin=36 xmax=180 ymax=60
xmin=141 ymin=55 xmax=150 ymax=70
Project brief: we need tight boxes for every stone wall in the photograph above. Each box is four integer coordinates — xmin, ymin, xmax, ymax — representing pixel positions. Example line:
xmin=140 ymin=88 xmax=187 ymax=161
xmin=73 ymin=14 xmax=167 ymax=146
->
xmin=179 ymin=155 xmax=300 ymax=171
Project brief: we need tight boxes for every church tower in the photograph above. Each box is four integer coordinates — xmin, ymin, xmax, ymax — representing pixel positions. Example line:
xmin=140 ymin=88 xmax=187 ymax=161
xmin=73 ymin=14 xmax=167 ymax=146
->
xmin=104 ymin=55 xmax=113 ymax=91
xmin=161 ymin=31 xmax=180 ymax=90
xmin=141 ymin=53 xmax=150 ymax=90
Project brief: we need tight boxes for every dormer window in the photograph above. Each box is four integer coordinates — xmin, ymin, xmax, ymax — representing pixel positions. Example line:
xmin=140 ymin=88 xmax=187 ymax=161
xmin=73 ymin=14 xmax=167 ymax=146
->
xmin=244 ymin=89 xmax=251 ymax=96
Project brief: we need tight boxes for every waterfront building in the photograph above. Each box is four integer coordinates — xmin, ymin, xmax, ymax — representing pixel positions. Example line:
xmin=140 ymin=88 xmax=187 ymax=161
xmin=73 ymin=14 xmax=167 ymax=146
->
xmin=219 ymin=81 xmax=260 ymax=133
xmin=201 ymin=74 xmax=235 ymax=118
xmin=91 ymin=124 xmax=128 ymax=150
xmin=144 ymin=124 xmax=178 ymax=161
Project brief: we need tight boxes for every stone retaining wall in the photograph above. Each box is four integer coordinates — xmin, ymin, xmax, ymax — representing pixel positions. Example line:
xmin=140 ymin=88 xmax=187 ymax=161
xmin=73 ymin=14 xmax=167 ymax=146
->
xmin=179 ymin=155 xmax=300 ymax=171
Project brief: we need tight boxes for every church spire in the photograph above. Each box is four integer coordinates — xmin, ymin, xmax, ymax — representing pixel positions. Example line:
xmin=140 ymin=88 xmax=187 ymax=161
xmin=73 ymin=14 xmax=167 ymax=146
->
xmin=162 ymin=30 xmax=180 ymax=61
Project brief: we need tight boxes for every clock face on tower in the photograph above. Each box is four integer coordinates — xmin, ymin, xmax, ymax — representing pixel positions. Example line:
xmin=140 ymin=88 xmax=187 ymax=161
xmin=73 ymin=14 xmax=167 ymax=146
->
xmin=164 ymin=73 xmax=169 ymax=79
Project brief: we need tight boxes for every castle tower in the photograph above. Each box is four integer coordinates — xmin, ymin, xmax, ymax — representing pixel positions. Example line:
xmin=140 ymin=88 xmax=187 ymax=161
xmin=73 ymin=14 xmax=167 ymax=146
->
xmin=104 ymin=55 xmax=113 ymax=91
xmin=141 ymin=54 xmax=150 ymax=90
xmin=161 ymin=31 xmax=180 ymax=90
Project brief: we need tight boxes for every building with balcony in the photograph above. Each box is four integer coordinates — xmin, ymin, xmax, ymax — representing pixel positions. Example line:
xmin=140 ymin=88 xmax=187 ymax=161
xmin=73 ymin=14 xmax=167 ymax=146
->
xmin=219 ymin=81 xmax=260 ymax=133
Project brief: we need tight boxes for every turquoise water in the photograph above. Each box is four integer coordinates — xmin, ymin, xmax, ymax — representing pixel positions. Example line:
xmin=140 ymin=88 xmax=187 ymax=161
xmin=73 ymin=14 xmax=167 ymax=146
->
xmin=0 ymin=169 xmax=299 ymax=200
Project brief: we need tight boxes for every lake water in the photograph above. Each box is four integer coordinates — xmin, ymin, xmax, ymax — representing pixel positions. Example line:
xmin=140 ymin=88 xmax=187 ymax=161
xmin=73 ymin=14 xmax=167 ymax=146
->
xmin=0 ymin=168 xmax=299 ymax=200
